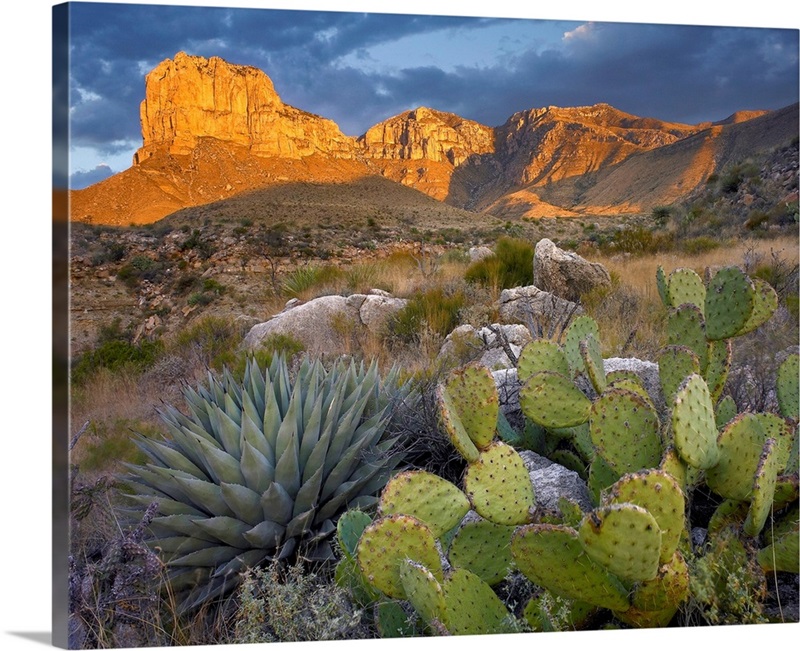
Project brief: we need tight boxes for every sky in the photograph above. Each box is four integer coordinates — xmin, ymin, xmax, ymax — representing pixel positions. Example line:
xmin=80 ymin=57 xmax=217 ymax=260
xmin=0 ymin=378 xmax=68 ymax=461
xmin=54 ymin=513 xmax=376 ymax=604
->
xmin=59 ymin=0 xmax=800 ymax=189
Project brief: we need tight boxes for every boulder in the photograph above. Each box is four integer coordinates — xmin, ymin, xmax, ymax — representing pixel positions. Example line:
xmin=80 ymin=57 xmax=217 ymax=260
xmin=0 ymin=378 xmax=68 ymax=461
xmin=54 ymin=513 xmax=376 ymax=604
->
xmin=468 ymin=246 xmax=494 ymax=262
xmin=498 ymin=285 xmax=582 ymax=335
xmin=603 ymin=357 xmax=664 ymax=414
xmin=439 ymin=323 xmax=533 ymax=369
xmin=533 ymin=238 xmax=611 ymax=301
xmin=519 ymin=450 xmax=593 ymax=513
xmin=243 ymin=292 xmax=407 ymax=355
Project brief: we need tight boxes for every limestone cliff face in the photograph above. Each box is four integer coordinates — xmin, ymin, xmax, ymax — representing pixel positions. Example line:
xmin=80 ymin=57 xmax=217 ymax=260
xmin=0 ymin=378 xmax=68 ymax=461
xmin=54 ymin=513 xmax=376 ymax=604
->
xmin=359 ymin=107 xmax=494 ymax=165
xmin=494 ymin=104 xmax=700 ymax=188
xmin=134 ymin=52 xmax=356 ymax=163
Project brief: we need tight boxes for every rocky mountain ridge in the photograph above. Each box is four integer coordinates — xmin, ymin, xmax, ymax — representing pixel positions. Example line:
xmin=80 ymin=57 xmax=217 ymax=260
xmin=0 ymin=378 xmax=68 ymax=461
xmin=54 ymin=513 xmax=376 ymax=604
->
xmin=71 ymin=52 xmax=799 ymax=225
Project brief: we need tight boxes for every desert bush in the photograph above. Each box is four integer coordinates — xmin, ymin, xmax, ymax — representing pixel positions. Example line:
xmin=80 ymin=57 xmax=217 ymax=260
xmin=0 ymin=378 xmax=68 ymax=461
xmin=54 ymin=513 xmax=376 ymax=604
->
xmin=179 ymin=229 xmax=215 ymax=259
xmin=230 ymin=561 xmax=368 ymax=643
xmin=465 ymin=237 xmax=534 ymax=289
xmin=170 ymin=315 xmax=246 ymax=370
xmin=281 ymin=264 xmax=343 ymax=298
xmin=117 ymin=255 xmax=167 ymax=288
xmin=679 ymin=236 xmax=722 ymax=255
xmin=72 ymin=320 xmax=163 ymax=385
xmin=390 ymin=287 xmax=466 ymax=344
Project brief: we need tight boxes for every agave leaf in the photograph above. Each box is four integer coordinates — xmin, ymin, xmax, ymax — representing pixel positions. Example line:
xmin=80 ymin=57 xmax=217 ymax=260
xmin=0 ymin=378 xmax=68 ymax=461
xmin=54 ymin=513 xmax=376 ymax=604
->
xmin=173 ymin=476 xmax=236 ymax=518
xmin=319 ymin=431 xmax=376 ymax=502
xmin=213 ymin=404 xmax=243 ymax=460
xmin=121 ymin=464 xmax=192 ymax=503
xmin=285 ymin=508 xmax=317 ymax=538
xmin=221 ymin=482 xmax=264 ymax=526
xmin=192 ymin=516 xmax=251 ymax=548
xmin=134 ymin=437 xmax=205 ymax=479
xmin=324 ymin=392 xmax=371 ymax=476
xmin=211 ymin=549 xmax=270 ymax=580
xmin=294 ymin=465 xmax=324 ymax=517
xmin=299 ymin=392 xmax=325 ymax=475
xmin=261 ymin=481 xmax=294 ymax=525
xmin=127 ymin=493 xmax=205 ymax=517
xmin=241 ymin=411 xmax=274 ymax=466
xmin=150 ymin=514 xmax=214 ymax=541
xmin=247 ymin=360 xmax=266 ymax=417
xmin=243 ymin=519 xmax=286 ymax=548
xmin=262 ymin=375 xmax=283 ymax=445
xmin=182 ymin=385 xmax=214 ymax=433
xmin=274 ymin=432 xmax=302 ymax=498
xmin=148 ymin=536 xmax=217 ymax=555
xmin=303 ymin=427 xmax=333 ymax=487
xmin=275 ymin=388 xmax=302 ymax=464
xmin=223 ymin=383 xmax=243 ymax=424
xmin=239 ymin=440 xmax=274 ymax=495
xmin=196 ymin=437 xmax=246 ymax=486
xmin=168 ymin=545 xmax=241 ymax=568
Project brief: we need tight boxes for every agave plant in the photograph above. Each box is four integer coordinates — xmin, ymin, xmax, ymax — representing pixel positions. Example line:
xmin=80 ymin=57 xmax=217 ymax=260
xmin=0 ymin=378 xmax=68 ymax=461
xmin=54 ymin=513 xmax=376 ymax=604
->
xmin=118 ymin=355 xmax=410 ymax=612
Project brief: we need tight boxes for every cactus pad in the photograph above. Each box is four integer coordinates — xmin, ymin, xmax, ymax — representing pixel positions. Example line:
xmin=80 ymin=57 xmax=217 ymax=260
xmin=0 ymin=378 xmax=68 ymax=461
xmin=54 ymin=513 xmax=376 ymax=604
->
xmin=517 ymin=340 xmax=570 ymax=383
xmin=667 ymin=268 xmax=706 ymax=315
xmin=751 ymin=412 xmax=794 ymax=472
xmin=667 ymin=304 xmax=708 ymax=371
xmin=580 ymin=333 xmax=607 ymax=395
xmin=337 ymin=510 xmax=372 ymax=559
xmin=714 ymin=399 xmax=737 ymax=436
xmin=357 ymin=514 xmax=442 ymax=599
xmin=776 ymin=353 xmax=799 ymax=421
xmin=511 ymin=524 xmax=630 ymax=611
xmin=736 ymin=277 xmax=778 ymax=336
xmin=463 ymin=441 xmax=535 ymax=526
xmin=564 ymin=316 xmax=601 ymax=377
xmin=398 ymin=560 xmax=445 ymax=625
xmin=659 ymin=447 xmax=688 ymax=492
xmin=578 ymin=504 xmax=662 ymax=584
xmin=656 ymin=265 xmax=669 ymax=307
xmin=448 ymin=518 xmax=515 ymax=585
xmin=437 ymin=384 xmax=479 ymax=462
xmin=588 ymin=454 xmax=621 ymax=506
xmin=703 ymin=338 xmax=732 ymax=404
xmin=707 ymin=499 xmax=749 ymax=537
xmin=757 ymin=506 xmax=799 ymax=573
xmin=658 ymin=345 xmax=701 ymax=402
xmin=619 ymin=551 xmax=689 ymax=628
xmin=743 ymin=438 xmax=780 ymax=537
xmin=520 ymin=371 xmax=592 ymax=429
xmin=589 ymin=388 xmax=662 ymax=475
xmin=704 ymin=266 xmax=754 ymax=341
xmin=379 ymin=470 xmax=470 ymax=538
xmin=442 ymin=364 xmax=498 ymax=450
xmin=375 ymin=601 xmax=416 ymax=638
xmin=705 ymin=413 xmax=768 ymax=501
xmin=606 ymin=470 xmax=685 ymax=564
xmin=671 ymin=374 xmax=719 ymax=470
xmin=441 ymin=567 xmax=515 ymax=635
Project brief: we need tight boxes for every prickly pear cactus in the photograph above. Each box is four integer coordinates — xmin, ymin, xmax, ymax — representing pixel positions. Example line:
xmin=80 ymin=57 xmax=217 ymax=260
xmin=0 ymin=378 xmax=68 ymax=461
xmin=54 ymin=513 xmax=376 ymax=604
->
xmin=447 ymin=518 xmax=515 ymax=585
xmin=667 ymin=268 xmax=706 ymax=315
xmin=578 ymin=503 xmax=662 ymax=584
xmin=563 ymin=316 xmax=601 ymax=377
xmin=777 ymin=353 xmax=799 ymax=421
xmin=520 ymin=371 xmax=592 ymax=428
xmin=511 ymin=523 xmax=630 ymax=612
xmin=704 ymin=266 xmax=754 ymax=341
xmin=589 ymin=387 xmax=662 ymax=475
xmin=517 ymin=339 xmax=571 ymax=382
xmin=671 ymin=374 xmax=719 ymax=470
xmin=357 ymin=514 xmax=442 ymax=599
xmin=378 ymin=470 xmax=470 ymax=538
xmin=463 ymin=441 xmax=535 ymax=526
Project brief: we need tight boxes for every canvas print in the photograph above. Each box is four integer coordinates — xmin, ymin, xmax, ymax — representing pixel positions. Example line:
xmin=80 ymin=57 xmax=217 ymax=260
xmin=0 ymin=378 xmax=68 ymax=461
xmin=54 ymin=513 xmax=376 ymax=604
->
xmin=53 ymin=1 xmax=800 ymax=648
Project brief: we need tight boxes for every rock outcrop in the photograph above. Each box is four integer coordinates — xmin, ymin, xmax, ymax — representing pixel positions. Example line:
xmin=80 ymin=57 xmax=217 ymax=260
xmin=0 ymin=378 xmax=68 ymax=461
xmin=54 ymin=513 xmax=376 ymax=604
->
xmin=497 ymin=285 xmax=582 ymax=332
xmin=135 ymin=52 xmax=356 ymax=163
xmin=243 ymin=291 xmax=407 ymax=356
xmin=533 ymin=238 xmax=611 ymax=301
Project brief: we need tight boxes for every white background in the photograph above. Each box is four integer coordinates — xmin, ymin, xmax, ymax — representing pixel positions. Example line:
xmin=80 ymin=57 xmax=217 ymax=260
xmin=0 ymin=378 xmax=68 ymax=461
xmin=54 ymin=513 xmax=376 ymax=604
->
xmin=1 ymin=1 xmax=797 ymax=650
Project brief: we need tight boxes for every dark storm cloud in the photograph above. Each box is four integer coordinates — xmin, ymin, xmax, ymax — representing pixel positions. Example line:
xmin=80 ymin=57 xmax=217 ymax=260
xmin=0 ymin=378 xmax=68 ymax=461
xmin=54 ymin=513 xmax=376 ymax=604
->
xmin=70 ymin=165 xmax=115 ymax=190
xmin=67 ymin=3 xmax=798 ymax=164
xmin=67 ymin=2 xmax=497 ymax=146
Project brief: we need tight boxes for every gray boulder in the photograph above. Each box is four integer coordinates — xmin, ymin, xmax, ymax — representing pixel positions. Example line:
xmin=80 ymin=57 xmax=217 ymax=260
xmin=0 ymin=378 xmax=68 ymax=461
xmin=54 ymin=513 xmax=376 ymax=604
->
xmin=439 ymin=323 xmax=533 ymax=370
xmin=243 ymin=291 xmax=407 ymax=356
xmin=468 ymin=246 xmax=494 ymax=262
xmin=533 ymin=238 xmax=611 ymax=301
xmin=519 ymin=450 xmax=593 ymax=513
xmin=498 ymin=285 xmax=582 ymax=335
xmin=603 ymin=357 xmax=664 ymax=414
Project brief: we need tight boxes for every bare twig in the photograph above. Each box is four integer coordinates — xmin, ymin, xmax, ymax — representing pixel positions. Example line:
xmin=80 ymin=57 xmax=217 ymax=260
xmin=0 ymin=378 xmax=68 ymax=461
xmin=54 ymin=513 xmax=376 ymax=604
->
xmin=70 ymin=420 xmax=91 ymax=451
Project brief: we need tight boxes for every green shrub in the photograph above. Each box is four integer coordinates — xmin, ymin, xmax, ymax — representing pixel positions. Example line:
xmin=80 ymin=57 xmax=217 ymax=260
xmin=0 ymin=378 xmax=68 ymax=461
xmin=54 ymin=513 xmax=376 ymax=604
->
xmin=77 ymin=419 xmax=153 ymax=472
xmin=117 ymin=255 xmax=167 ymax=288
xmin=282 ymin=265 xmax=343 ymax=298
xmin=171 ymin=315 xmax=245 ymax=369
xmin=390 ymin=287 xmax=465 ymax=343
xmin=71 ymin=322 xmax=163 ymax=384
xmin=179 ymin=229 xmax=215 ymax=259
xmin=465 ymin=237 xmax=534 ymax=289
xmin=231 ymin=333 xmax=305 ymax=377
xmin=231 ymin=562 xmax=366 ymax=643
xmin=680 ymin=236 xmax=722 ymax=254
